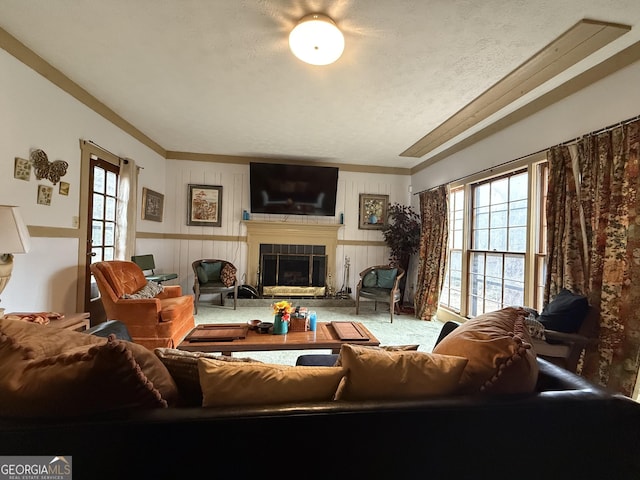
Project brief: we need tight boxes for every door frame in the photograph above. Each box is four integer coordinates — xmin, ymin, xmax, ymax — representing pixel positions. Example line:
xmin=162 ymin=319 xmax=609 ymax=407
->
xmin=75 ymin=140 xmax=121 ymax=314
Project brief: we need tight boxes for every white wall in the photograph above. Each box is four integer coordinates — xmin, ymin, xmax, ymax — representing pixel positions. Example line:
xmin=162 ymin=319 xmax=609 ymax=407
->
xmin=0 ymin=49 xmax=165 ymax=313
xmin=162 ymin=160 xmax=410 ymax=297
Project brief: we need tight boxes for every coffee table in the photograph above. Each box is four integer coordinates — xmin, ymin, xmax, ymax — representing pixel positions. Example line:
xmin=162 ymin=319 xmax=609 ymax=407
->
xmin=177 ymin=321 xmax=380 ymax=355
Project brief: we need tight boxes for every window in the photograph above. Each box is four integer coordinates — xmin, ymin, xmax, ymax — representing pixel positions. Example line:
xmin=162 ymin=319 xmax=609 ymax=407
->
xmin=534 ymin=162 xmax=549 ymax=312
xmin=468 ymin=170 xmax=528 ymax=316
xmin=90 ymin=159 xmax=118 ymax=263
xmin=438 ymin=155 xmax=548 ymax=320
xmin=440 ymin=188 xmax=464 ymax=312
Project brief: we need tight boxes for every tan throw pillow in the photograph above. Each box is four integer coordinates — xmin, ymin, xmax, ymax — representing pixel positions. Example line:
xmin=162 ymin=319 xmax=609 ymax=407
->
xmin=0 ymin=318 xmax=179 ymax=416
xmin=220 ymin=263 xmax=237 ymax=287
xmin=334 ymin=344 xmax=467 ymax=401
xmin=154 ymin=348 xmax=261 ymax=406
xmin=198 ymin=358 xmax=344 ymax=407
xmin=122 ymin=280 xmax=163 ymax=299
xmin=432 ymin=307 xmax=539 ymax=394
xmin=333 ymin=344 xmax=420 ymax=367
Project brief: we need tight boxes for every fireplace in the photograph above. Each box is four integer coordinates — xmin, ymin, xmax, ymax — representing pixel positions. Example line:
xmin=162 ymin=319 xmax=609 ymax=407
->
xmin=243 ymin=221 xmax=342 ymax=298
xmin=260 ymin=244 xmax=326 ymax=297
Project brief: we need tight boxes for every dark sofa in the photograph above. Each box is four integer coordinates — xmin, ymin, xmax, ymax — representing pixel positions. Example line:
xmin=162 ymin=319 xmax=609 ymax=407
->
xmin=0 ymin=358 xmax=638 ymax=478
xmin=1 ymin=321 xmax=639 ymax=479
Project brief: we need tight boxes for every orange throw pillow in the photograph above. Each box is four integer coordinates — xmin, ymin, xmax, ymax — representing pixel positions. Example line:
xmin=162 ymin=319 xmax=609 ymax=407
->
xmin=433 ymin=307 xmax=538 ymax=394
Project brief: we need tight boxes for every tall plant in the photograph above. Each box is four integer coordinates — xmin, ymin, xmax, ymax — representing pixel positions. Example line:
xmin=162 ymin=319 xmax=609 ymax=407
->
xmin=381 ymin=203 xmax=421 ymax=300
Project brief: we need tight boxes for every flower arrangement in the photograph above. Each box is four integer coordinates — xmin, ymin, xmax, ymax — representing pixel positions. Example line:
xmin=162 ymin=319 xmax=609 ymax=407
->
xmin=364 ymin=198 xmax=384 ymax=221
xmin=271 ymin=300 xmax=292 ymax=321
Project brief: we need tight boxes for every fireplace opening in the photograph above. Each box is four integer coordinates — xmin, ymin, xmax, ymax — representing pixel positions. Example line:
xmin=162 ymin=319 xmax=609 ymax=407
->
xmin=259 ymin=244 xmax=326 ymax=297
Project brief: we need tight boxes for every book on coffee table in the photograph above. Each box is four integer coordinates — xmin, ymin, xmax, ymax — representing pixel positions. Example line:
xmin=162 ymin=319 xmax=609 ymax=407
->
xmin=185 ymin=324 xmax=249 ymax=342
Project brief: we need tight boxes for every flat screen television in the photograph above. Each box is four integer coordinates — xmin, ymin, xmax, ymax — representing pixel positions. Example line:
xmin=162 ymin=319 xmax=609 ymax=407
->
xmin=249 ymin=162 xmax=339 ymax=216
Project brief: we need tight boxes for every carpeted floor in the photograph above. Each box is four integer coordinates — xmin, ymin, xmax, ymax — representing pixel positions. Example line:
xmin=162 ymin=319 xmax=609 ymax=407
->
xmin=193 ymin=300 xmax=445 ymax=365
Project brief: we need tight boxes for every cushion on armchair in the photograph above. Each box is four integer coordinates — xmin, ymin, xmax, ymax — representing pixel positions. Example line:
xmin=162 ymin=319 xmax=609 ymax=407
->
xmin=220 ymin=263 xmax=237 ymax=287
xmin=121 ymin=280 xmax=164 ymax=299
xmin=196 ymin=266 xmax=208 ymax=284
xmin=362 ymin=271 xmax=377 ymax=287
xmin=376 ymin=268 xmax=398 ymax=288
xmin=538 ymin=289 xmax=589 ymax=333
xmin=201 ymin=262 xmax=222 ymax=283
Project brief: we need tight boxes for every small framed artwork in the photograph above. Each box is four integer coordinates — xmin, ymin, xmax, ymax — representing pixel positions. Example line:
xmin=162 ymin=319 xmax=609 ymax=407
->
xmin=14 ymin=157 xmax=31 ymax=181
xmin=187 ymin=184 xmax=222 ymax=227
xmin=359 ymin=193 xmax=389 ymax=230
xmin=37 ymin=185 xmax=53 ymax=206
xmin=59 ymin=181 xmax=70 ymax=196
xmin=142 ymin=187 xmax=164 ymax=222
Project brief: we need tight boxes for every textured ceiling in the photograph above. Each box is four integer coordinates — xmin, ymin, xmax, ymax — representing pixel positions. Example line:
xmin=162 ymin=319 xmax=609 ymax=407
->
xmin=1 ymin=0 xmax=640 ymax=170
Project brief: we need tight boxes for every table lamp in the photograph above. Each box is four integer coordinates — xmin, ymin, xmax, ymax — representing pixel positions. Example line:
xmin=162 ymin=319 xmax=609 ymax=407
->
xmin=0 ymin=205 xmax=31 ymax=316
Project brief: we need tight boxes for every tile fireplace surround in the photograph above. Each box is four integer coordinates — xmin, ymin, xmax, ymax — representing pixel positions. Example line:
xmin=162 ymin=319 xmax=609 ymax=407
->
xmin=243 ymin=221 xmax=342 ymax=293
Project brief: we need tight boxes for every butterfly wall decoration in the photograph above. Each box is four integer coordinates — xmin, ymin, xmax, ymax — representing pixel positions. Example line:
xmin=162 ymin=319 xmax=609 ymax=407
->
xmin=30 ymin=149 xmax=69 ymax=185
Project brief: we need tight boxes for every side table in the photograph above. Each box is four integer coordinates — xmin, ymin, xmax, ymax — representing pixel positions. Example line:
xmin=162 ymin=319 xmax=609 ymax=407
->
xmin=47 ymin=313 xmax=91 ymax=332
xmin=5 ymin=312 xmax=91 ymax=332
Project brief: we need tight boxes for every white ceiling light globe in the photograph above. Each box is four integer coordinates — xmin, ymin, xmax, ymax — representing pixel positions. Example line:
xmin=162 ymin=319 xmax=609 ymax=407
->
xmin=289 ymin=14 xmax=345 ymax=66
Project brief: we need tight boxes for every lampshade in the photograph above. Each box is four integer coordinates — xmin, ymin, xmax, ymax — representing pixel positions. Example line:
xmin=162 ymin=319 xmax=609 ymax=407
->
xmin=0 ymin=205 xmax=31 ymax=254
xmin=289 ymin=13 xmax=345 ymax=66
xmin=0 ymin=205 xmax=31 ymax=308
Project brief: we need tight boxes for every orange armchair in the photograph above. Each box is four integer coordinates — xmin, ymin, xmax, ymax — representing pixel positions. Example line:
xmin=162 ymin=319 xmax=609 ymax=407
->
xmin=90 ymin=260 xmax=195 ymax=349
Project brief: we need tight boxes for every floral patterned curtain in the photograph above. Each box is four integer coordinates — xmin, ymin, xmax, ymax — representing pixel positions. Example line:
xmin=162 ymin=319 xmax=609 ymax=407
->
xmin=414 ymin=186 xmax=448 ymax=321
xmin=546 ymin=119 xmax=640 ymax=396
xmin=545 ymin=146 xmax=588 ymax=299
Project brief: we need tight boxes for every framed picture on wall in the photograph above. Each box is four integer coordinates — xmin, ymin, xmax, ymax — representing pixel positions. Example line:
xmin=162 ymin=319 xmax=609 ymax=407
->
xmin=14 ymin=157 xmax=31 ymax=181
xmin=187 ymin=184 xmax=222 ymax=227
xmin=59 ymin=181 xmax=70 ymax=196
xmin=359 ymin=193 xmax=389 ymax=230
xmin=142 ymin=187 xmax=164 ymax=222
xmin=37 ymin=185 xmax=53 ymax=206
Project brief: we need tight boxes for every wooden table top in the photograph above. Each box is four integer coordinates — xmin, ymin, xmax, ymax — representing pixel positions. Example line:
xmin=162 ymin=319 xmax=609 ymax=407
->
xmin=177 ymin=321 xmax=380 ymax=354
xmin=5 ymin=312 xmax=89 ymax=329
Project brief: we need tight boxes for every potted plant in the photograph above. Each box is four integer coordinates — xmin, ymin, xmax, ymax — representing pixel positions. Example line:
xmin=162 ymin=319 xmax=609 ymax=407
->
xmin=381 ymin=203 xmax=421 ymax=303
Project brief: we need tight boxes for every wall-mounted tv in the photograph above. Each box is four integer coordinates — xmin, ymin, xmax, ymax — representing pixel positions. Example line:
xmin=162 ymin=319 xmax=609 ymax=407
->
xmin=249 ymin=162 xmax=339 ymax=217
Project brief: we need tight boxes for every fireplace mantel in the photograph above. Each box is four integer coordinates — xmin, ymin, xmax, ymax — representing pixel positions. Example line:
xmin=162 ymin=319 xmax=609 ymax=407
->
xmin=243 ymin=221 xmax=342 ymax=289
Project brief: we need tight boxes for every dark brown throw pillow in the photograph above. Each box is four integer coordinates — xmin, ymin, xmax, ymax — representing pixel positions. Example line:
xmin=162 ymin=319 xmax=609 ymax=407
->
xmin=538 ymin=289 xmax=589 ymax=333
xmin=220 ymin=263 xmax=237 ymax=287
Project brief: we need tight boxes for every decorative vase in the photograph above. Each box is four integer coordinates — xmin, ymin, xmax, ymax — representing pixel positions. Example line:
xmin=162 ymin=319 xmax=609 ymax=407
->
xmin=273 ymin=313 xmax=288 ymax=335
xmin=369 ymin=214 xmax=378 ymax=224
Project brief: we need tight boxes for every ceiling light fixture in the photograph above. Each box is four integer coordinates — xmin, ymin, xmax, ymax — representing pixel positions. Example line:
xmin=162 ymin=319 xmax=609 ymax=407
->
xmin=289 ymin=13 xmax=344 ymax=66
